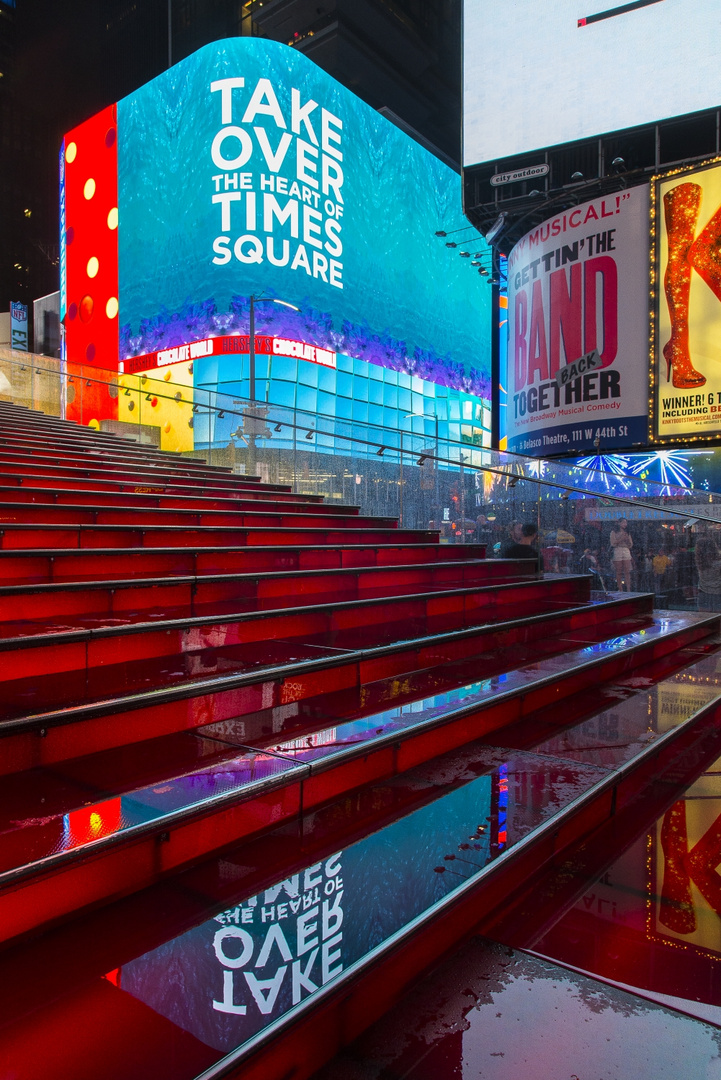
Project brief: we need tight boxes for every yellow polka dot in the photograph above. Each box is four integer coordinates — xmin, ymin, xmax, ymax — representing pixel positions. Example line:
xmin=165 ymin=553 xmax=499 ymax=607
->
xmin=163 ymin=369 xmax=172 ymax=381
xmin=84 ymin=178 xmax=96 ymax=200
xmin=106 ymin=296 xmax=118 ymax=319
xmin=65 ymin=142 xmax=77 ymax=164
xmin=88 ymin=419 xmax=100 ymax=430
xmin=87 ymin=256 xmax=99 ymax=278
xmin=107 ymin=207 xmax=118 ymax=230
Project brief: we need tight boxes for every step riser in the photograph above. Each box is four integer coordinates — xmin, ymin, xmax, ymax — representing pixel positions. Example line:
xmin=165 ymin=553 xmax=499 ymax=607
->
xmin=1 ymin=579 xmax=588 ymax=682
xmin=0 ymin=616 xmax=711 ymax=947
xmin=5 ymin=490 xmax=351 ymax=512
xmin=0 ymin=545 xmax=487 ymax=584
xmin=0 ymin=562 xmax=515 ymax=622
xmin=0 ymin=475 xmax=298 ymax=496
xmin=0 ymin=508 xmax=393 ymax=528
xmin=0 ymin=451 xmax=230 ymax=475
xmin=0 ymin=595 xmax=653 ymax=774
xmin=0 ymin=527 xmax=427 ymax=550
xmin=0 ymin=461 xmax=264 ymax=484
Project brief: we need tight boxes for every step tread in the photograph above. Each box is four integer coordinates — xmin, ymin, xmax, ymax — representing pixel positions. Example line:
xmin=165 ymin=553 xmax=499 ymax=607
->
xmin=0 ymin=574 xmax=569 ymax=645
xmin=0 ymin=611 xmax=714 ymax=887
xmin=0 ymin=595 xmax=656 ymax=727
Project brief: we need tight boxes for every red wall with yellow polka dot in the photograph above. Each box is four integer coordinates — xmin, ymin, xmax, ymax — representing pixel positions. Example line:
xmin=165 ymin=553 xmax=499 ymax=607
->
xmin=62 ymin=104 xmax=120 ymax=374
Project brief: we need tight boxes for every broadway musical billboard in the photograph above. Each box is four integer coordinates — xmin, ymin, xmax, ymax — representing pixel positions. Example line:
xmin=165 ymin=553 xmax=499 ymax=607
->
xmin=505 ymin=186 xmax=650 ymax=455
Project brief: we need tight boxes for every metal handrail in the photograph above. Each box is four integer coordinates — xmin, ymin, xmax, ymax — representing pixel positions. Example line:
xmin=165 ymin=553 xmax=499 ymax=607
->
xmin=1 ymin=352 xmax=719 ymax=524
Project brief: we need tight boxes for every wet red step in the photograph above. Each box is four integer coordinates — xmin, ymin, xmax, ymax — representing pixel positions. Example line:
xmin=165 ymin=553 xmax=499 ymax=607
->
xmin=0 ymin=542 xmax=486 ymax=585
xmin=0 ymin=593 xmax=653 ymax=774
xmin=0 ymin=556 xmax=511 ymax=623
xmin=0 ymin=575 xmax=588 ymax=682
xmin=0 ymin=523 xmax=429 ymax=551
xmin=0 ymin=500 xmax=397 ymax=530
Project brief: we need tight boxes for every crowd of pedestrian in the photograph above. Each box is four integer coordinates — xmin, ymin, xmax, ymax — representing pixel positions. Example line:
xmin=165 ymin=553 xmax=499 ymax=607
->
xmin=460 ymin=511 xmax=721 ymax=611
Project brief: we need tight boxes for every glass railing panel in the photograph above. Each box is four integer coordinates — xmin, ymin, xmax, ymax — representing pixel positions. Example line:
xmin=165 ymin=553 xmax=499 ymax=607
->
xmin=1 ymin=352 xmax=721 ymax=594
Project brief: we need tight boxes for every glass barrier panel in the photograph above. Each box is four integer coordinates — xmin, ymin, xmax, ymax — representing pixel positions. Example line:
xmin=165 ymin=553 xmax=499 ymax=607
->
xmin=0 ymin=351 xmax=721 ymax=592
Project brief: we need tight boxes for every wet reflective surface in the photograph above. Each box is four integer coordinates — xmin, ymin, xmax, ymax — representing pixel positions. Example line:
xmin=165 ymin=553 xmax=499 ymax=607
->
xmin=2 ymin=602 xmax=669 ymax=733
xmin=315 ymin=940 xmax=721 ymax=1080
xmin=0 ymin=739 xmax=303 ymax=878
xmin=1 ymin=612 xmax=717 ymax=879
xmin=0 ymin=580 xmax=580 ymax=643
xmin=0 ymin=568 xmax=533 ymax=634
xmin=492 ymin=744 xmax=721 ymax=1029
xmin=0 ymin=745 xmax=605 ymax=1079
xmin=0 ymin=638 xmax=352 ymax=720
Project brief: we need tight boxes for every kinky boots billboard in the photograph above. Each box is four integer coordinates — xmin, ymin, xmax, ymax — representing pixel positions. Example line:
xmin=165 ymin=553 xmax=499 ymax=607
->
xmin=654 ymin=160 xmax=721 ymax=444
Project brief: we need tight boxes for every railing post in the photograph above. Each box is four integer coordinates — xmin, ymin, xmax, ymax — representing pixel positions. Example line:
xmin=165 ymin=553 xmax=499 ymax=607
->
xmin=399 ymin=429 xmax=404 ymax=527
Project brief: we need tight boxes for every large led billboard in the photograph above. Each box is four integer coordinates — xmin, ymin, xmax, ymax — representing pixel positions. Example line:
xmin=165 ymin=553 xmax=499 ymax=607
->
xmin=61 ymin=38 xmax=491 ymax=451
xmin=505 ymin=186 xmax=649 ymax=455
xmin=463 ymin=0 xmax=721 ymax=169
xmin=653 ymin=158 xmax=721 ymax=443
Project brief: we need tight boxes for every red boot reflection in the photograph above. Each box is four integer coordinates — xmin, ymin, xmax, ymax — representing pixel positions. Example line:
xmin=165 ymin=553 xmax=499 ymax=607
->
xmin=659 ymin=800 xmax=696 ymax=934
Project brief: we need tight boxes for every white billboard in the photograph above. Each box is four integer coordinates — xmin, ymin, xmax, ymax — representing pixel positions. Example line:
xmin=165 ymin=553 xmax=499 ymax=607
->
xmin=463 ymin=0 xmax=721 ymax=168
xmin=505 ymin=185 xmax=650 ymax=455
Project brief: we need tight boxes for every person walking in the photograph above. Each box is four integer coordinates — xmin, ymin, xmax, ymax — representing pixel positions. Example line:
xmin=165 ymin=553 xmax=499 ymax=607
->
xmin=610 ymin=518 xmax=633 ymax=591
xmin=695 ymin=532 xmax=721 ymax=611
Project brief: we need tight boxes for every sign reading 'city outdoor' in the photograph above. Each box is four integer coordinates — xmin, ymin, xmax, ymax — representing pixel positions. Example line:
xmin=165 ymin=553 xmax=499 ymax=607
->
xmin=654 ymin=159 xmax=721 ymax=442
xmin=490 ymin=165 xmax=549 ymax=188
xmin=506 ymin=185 xmax=650 ymax=455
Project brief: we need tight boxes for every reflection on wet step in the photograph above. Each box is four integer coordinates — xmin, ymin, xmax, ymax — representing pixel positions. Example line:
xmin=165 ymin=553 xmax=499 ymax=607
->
xmin=0 ymin=746 xmax=604 ymax=1079
xmin=0 ymin=639 xmax=350 ymax=720
xmin=0 ymin=588 xmax=589 ymax=646
xmin=2 ymin=613 xmax=718 ymax=880
xmin=0 ymin=598 xmax=657 ymax=721
xmin=488 ymin=747 xmax=721 ymax=1029
xmin=526 ymin=648 xmax=721 ymax=769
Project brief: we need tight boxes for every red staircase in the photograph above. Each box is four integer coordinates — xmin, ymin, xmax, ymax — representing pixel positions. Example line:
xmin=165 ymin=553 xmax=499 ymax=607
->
xmin=1 ymin=401 xmax=720 ymax=1080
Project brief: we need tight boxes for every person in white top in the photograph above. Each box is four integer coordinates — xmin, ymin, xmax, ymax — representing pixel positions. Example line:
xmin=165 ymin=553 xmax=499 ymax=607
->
xmin=609 ymin=519 xmax=633 ymax=591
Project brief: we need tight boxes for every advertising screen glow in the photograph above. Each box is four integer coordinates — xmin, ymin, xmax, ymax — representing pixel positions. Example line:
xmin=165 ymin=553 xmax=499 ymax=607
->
xmin=62 ymin=36 xmax=491 ymax=446
xmin=463 ymin=0 xmax=721 ymax=168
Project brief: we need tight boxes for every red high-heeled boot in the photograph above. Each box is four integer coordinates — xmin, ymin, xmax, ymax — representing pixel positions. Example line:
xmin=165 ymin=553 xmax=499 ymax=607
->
xmin=689 ymin=200 xmax=721 ymax=303
xmin=663 ymin=182 xmax=705 ymax=388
